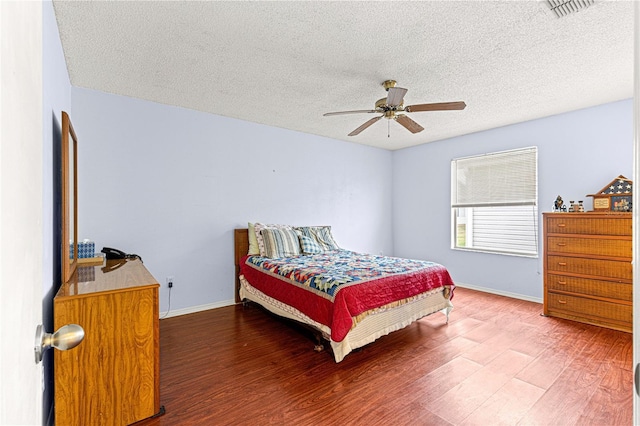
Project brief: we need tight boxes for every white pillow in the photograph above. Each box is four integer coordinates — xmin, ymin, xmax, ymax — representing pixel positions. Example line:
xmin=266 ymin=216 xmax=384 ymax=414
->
xmin=247 ymin=223 xmax=260 ymax=255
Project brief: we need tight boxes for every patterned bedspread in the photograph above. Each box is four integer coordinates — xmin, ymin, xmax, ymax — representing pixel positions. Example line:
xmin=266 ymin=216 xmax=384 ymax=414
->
xmin=241 ymin=250 xmax=455 ymax=342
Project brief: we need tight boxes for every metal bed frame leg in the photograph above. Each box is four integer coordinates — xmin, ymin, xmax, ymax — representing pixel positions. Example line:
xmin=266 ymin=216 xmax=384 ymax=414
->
xmin=442 ymin=306 xmax=453 ymax=324
xmin=312 ymin=332 xmax=325 ymax=352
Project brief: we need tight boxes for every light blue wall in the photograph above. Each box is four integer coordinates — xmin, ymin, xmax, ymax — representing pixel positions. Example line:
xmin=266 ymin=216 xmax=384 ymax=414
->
xmin=70 ymin=90 xmax=631 ymax=309
xmin=392 ymin=99 xmax=633 ymax=300
xmin=43 ymin=1 xmax=71 ymax=292
xmin=71 ymin=88 xmax=393 ymax=312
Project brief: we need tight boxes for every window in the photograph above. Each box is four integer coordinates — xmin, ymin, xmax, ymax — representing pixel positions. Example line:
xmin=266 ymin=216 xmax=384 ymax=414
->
xmin=451 ymin=147 xmax=538 ymax=257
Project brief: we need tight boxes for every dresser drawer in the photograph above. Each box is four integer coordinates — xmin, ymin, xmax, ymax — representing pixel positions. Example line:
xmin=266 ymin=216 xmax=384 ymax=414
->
xmin=546 ymin=216 xmax=631 ymax=236
xmin=547 ymin=255 xmax=632 ymax=280
xmin=547 ymin=293 xmax=632 ymax=324
xmin=546 ymin=273 xmax=632 ymax=301
xmin=547 ymin=236 xmax=631 ymax=257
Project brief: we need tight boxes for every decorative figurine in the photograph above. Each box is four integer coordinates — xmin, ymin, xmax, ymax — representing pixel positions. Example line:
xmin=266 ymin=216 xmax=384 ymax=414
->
xmin=553 ymin=195 xmax=566 ymax=212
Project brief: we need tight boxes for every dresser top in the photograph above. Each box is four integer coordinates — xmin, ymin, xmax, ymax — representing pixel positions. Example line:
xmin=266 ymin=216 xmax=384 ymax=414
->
xmin=56 ymin=259 xmax=158 ymax=298
xmin=543 ymin=212 xmax=632 ymax=218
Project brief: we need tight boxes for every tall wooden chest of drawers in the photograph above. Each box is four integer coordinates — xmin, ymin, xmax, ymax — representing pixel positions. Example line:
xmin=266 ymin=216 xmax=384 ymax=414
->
xmin=543 ymin=212 xmax=632 ymax=332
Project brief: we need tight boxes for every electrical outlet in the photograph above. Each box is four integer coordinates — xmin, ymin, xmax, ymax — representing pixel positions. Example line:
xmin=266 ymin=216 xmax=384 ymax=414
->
xmin=166 ymin=276 xmax=174 ymax=288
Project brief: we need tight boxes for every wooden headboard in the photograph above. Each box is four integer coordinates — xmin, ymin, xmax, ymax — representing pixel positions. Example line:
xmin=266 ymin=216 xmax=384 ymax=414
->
xmin=234 ymin=228 xmax=249 ymax=303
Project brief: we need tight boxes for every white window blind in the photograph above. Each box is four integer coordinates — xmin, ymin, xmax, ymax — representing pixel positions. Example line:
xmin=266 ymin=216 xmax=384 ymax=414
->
xmin=452 ymin=147 xmax=538 ymax=257
xmin=452 ymin=147 xmax=537 ymax=208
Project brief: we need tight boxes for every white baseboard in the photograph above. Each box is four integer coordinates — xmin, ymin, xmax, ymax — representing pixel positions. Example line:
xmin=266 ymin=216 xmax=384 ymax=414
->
xmin=454 ymin=282 xmax=543 ymax=304
xmin=159 ymin=299 xmax=236 ymax=319
xmin=158 ymin=284 xmax=542 ymax=319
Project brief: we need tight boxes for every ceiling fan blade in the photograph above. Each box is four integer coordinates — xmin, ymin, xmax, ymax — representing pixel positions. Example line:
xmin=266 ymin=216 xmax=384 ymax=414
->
xmin=348 ymin=116 xmax=383 ymax=136
xmin=386 ymin=87 xmax=408 ymax=107
xmin=395 ymin=114 xmax=424 ymax=134
xmin=405 ymin=101 xmax=467 ymax=112
xmin=323 ymin=109 xmax=379 ymax=117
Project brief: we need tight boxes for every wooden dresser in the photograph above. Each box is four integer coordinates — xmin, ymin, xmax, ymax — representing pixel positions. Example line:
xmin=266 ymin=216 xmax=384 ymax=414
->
xmin=54 ymin=259 xmax=160 ymax=425
xmin=543 ymin=212 xmax=632 ymax=332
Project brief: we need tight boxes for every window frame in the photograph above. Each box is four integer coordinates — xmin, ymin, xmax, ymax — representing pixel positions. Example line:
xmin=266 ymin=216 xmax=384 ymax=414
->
xmin=451 ymin=147 xmax=539 ymax=258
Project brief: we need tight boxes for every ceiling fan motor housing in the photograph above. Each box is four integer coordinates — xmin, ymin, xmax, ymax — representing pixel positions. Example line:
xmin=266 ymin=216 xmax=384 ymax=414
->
xmin=376 ymin=98 xmax=403 ymax=116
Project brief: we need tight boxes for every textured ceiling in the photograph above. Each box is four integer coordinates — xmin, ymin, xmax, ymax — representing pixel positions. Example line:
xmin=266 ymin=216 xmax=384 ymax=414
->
xmin=52 ymin=1 xmax=634 ymax=151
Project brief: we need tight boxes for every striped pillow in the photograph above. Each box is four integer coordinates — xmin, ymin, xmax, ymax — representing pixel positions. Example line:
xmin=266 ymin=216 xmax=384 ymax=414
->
xmin=295 ymin=226 xmax=340 ymax=251
xmin=261 ymin=228 xmax=301 ymax=258
xmin=314 ymin=227 xmax=339 ymax=250
xmin=298 ymin=234 xmax=323 ymax=254
xmin=254 ymin=223 xmax=294 ymax=257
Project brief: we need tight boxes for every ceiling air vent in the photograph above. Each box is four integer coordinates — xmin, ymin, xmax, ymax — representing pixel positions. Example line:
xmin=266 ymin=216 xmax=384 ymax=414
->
xmin=546 ymin=0 xmax=595 ymax=18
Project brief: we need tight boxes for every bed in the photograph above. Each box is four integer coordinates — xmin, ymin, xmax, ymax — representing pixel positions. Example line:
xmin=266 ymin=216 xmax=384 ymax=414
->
xmin=234 ymin=227 xmax=454 ymax=363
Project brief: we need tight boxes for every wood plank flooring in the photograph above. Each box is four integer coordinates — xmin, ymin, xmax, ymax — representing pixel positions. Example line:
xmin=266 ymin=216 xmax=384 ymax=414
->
xmin=137 ymin=287 xmax=632 ymax=425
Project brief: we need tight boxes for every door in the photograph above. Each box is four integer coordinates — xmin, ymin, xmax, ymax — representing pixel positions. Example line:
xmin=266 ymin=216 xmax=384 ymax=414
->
xmin=634 ymin=3 xmax=640 ymax=425
xmin=0 ymin=2 xmax=44 ymax=425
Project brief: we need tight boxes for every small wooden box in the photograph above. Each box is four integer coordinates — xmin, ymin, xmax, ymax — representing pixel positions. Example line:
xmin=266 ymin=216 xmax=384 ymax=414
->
xmin=587 ymin=175 xmax=632 ymax=212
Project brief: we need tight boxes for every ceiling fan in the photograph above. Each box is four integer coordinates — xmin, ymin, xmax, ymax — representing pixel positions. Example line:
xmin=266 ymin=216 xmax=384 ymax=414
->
xmin=323 ymin=80 xmax=466 ymax=137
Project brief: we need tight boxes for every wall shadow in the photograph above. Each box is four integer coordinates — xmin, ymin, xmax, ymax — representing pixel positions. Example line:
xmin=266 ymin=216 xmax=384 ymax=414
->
xmin=42 ymin=110 xmax=62 ymax=426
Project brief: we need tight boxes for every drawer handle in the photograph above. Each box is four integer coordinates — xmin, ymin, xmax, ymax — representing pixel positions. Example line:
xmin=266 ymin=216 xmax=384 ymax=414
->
xmin=557 ymin=281 xmax=566 ymax=285
xmin=557 ymin=300 xmax=567 ymax=304
xmin=556 ymin=243 xmax=567 ymax=247
xmin=557 ymin=223 xmax=566 ymax=227
xmin=558 ymin=262 xmax=567 ymax=266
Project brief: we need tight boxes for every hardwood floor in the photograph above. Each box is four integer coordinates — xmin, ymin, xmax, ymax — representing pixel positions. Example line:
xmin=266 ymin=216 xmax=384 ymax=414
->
xmin=136 ymin=287 xmax=632 ymax=425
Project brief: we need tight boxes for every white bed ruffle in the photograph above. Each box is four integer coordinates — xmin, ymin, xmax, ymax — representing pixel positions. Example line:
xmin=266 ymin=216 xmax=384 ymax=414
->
xmin=239 ymin=275 xmax=453 ymax=362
